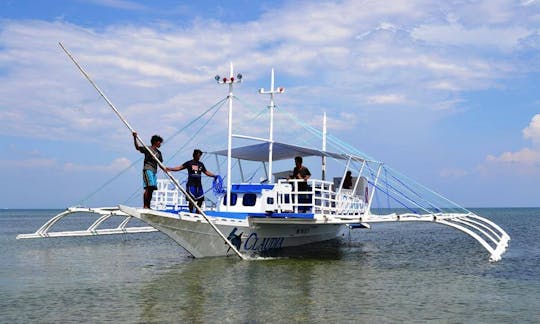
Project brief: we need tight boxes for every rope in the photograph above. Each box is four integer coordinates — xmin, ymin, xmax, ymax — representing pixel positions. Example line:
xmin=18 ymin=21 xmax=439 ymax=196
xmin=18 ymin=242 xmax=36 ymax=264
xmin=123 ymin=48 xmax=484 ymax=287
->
xmin=167 ymin=98 xmax=227 ymax=162
xmin=367 ymin=179 xmax=419 ymax=215
xmin=389 ymin=172 xmax=442 ymax=213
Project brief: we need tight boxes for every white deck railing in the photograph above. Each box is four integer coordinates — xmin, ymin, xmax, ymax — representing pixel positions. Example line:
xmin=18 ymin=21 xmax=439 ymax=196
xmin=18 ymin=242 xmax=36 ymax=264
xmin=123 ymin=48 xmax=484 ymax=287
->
xmin=152 ymin=179 xmax=185 ymax=210
xmin=279 ymin=179 xmax=367 ymax=215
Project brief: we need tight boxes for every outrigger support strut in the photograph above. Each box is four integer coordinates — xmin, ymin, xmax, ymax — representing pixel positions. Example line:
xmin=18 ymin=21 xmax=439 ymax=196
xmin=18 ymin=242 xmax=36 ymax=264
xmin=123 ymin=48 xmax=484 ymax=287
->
xmin=16 ymin=207 xmax=157 ymax=239
xmin=360 ymin=212 xmax=510 ymax=262
xmin=435 ymin=213 xmax=510 ymax=262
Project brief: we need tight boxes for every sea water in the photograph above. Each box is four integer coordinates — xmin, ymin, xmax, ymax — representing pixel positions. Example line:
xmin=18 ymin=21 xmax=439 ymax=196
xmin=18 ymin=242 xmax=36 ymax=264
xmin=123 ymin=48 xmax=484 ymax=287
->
xmin=1 ymin=208 xmax=539 ymax=323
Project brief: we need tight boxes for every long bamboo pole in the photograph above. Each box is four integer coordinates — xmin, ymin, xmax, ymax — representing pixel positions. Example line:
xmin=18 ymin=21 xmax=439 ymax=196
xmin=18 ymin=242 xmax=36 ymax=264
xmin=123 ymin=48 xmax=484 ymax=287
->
xmin=59 ymin=42 xmax=247 ymax=260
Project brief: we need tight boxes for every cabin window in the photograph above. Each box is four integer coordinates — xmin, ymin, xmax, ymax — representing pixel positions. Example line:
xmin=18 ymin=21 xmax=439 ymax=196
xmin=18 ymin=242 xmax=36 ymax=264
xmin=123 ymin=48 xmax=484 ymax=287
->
xmin=267 ymin=197 xmax=274 ymax=205
xmin=243 ymin=193 xmax=257 ymax=206
xmin=222 ymin=193 xmax=237 ymax=206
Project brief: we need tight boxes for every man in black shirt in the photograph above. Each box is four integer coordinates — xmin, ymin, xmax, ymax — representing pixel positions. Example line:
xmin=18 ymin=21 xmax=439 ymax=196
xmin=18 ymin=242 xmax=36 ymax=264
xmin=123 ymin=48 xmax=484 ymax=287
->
xmin=166 ymin=149 xmax=216 ymax=213
xmin=292 ymin=156 xmax=311 ymax=190
xmin=291 ymin=156 xmax=311 ymax=212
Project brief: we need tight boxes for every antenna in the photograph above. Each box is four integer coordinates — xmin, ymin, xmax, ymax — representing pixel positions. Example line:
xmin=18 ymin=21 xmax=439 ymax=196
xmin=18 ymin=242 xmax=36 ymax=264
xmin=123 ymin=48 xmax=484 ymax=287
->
xmin=215 ymin=63 xmax=242 ymax=210
xmin=258 ymin=68 xmax=285 ymax=183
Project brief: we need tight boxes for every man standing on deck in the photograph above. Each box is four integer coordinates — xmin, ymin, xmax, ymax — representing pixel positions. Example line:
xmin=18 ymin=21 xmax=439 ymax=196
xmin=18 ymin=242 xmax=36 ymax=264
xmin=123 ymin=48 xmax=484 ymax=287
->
xmin=166 ymin=149 xmax=216 ymax=213
xmin=290 ymin=156 xmax=311 ymax=212
xmin=292 ymin=156 xmax=311 ymax=189
xmin=133 ymin=132 xmax=163 ymax=209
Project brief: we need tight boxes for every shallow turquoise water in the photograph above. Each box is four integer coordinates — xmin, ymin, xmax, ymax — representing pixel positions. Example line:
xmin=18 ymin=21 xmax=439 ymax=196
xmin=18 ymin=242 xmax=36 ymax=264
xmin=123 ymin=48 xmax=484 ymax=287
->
xmin=1 ymin=208 xmax=539 ymax=323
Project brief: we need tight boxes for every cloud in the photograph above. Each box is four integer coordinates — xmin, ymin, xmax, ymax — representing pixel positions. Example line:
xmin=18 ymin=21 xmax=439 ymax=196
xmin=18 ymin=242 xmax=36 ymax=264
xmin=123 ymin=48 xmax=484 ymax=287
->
xmin=0 ymin=158 xmax=57 ymax=168
xmin=483 ymin=115 xmax=540 ymax=173
xmin=367 ymin=94 xmax=407 ymax=105
xmin=440 ymin=168 xmax=468 ymax=178
xmin=1 ymin=1 xmax=540 ymax=156
xmin=412 ymin=23 xmax=530 ymax=52
xmin=523 ymin=114 xmax=540 ymax=145
xmin=486 ymin=148 xmax=540 ymax=165
xmin=0 ymin=156 xmax=132 ymax=172
xmin=82 ymin=0 xmax=147 ymax=11
xmin=63 ymin=157 xmax=132 ymax=172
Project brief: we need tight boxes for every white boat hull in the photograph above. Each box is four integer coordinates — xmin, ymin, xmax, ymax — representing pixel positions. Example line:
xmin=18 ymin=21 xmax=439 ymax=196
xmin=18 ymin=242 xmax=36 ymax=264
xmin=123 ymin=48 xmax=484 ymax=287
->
xmin=120 ymin=205 xmax=344 ymax=258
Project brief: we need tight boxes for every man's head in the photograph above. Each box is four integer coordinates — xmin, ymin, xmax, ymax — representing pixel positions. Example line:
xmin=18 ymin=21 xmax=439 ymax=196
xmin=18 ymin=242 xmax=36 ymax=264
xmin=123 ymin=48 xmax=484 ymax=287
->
xmin=193 ymin=149 xmax=203 ymax=159
xmin=151 ymin=135 xmax=163 ymax=146
xmin=294 ymin=156 xmax=303 ymax=165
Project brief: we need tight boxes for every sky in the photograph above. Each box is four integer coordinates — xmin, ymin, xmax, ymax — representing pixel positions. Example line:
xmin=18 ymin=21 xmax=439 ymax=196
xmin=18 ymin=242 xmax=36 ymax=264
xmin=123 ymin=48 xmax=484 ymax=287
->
xmin=1 ymin=0 xmax=540 ymax=208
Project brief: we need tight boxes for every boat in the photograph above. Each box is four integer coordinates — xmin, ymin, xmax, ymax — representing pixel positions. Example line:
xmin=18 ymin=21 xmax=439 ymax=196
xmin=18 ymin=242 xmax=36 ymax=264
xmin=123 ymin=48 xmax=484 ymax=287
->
xmin=18 ymin=51 xmax=510 ymax=261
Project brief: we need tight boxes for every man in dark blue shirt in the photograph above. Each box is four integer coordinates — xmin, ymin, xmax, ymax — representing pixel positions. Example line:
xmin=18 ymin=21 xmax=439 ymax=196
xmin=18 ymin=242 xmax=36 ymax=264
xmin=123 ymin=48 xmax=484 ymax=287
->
xmin=166 ymin=149 xmax=216 ymax=213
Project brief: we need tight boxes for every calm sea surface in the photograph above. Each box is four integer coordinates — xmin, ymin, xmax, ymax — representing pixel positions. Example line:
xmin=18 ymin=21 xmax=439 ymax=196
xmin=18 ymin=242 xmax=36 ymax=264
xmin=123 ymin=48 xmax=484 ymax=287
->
xmin=1 ymin=208 xmax=539 ymax=323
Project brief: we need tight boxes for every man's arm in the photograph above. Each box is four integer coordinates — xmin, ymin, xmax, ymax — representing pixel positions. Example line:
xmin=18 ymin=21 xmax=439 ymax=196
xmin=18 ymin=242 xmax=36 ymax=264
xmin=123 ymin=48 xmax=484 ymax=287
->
xmin=133 ymin=132 xmax=142 ymax=151
xmin=298 ymin=168 xmax=311 ymax=180
xmin=166 ymin=164 xmax=186 ymax=172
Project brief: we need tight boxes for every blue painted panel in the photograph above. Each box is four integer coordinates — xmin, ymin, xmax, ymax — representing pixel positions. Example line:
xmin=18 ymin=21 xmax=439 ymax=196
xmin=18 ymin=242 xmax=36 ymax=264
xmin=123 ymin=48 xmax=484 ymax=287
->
xmin=270 ymin=213 xmax=314 ymax=219
xmin=205 ymin=210 xmax=249 ymax=219
xmin=230 ymin=184 xmax=274 ymax=193
xmin=247 ymin=213 xmax=268 ymax=218
xmin=156 ymin=209 xmax=313 ymax=220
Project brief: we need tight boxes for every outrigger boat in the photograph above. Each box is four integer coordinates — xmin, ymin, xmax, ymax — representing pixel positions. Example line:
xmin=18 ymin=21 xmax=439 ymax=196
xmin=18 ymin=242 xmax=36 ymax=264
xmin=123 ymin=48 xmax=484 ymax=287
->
xmin=18 ymin=47 xmax=510 ymax=262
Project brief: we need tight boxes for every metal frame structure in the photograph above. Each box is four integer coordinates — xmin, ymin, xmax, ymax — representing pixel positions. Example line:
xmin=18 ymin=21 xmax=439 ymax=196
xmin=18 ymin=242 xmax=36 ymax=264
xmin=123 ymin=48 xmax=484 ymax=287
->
xmin=16 ymin=207 xmax=157 ymax=239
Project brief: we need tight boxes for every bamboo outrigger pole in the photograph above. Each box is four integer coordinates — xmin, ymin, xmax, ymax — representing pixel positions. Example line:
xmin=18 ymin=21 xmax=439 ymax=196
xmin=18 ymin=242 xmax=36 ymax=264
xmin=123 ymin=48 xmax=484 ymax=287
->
xmin=59 ymin=42 xmax=247 ymax=260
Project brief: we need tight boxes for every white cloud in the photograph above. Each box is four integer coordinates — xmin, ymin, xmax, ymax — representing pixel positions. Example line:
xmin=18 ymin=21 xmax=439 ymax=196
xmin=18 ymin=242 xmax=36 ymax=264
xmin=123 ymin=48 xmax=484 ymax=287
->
xmin=486 ymin=148 xmax=540 ymax=165
xmin=63 ymin=157 xmax=132 ymax=172
xmin=428 ymin=81 xmax=460 ymax=91
xmin=431 ymin=98 xmax=466 ymax=111
xmin=0 ymin=158 xmax=57 ymax=168
xmin=82 ymin=0 xmax=147 ymax=11
xmin=523 ymin=114 xmax=540 ymax=145
xmin=367 ymin=94 xmax=407 ymax=105
xmin=80 ymin=54 xmax=195 ymax=82
xmin=452 ymin=0 xmax=531 ymax=25
xmin=483 ymin=115 xmax=540 ymax=175
xmin=412 ymin=23 xmax=530 ymax=52
xmin=0 ymin=156 xmax=132 ymax=172
xmin=522 ymin=0 xmax=538 ymax=6
xmin=440 ymin=168 xmax=468 ymax=178
xmin=1 ymin=1 xmax=539 ymax=156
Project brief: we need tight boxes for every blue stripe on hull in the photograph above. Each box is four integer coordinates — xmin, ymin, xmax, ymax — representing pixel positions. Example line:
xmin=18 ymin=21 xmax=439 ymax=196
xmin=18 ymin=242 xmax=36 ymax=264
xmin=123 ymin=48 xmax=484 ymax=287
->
xmin=157 ymin=209 xmax=315 ymax=220
xmin=206 ymin=211 xmax=314 ymax=219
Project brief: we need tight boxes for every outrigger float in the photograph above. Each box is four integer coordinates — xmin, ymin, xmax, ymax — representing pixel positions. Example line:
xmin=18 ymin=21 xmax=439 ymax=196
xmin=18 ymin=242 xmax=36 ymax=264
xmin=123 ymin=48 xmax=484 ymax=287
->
xmin=18 ymin=45 xmax=510 ymax=262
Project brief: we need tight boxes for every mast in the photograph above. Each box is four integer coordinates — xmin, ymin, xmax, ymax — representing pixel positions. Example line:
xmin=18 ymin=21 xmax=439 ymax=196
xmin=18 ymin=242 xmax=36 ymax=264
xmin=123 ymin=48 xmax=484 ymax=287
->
xmin=215 ymin=63 xmax=242 ymax=210
xmin=258 ymin=68 xmax=284 ymax=183
xmin=322 ymin=112 xmax=327 ymax=181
